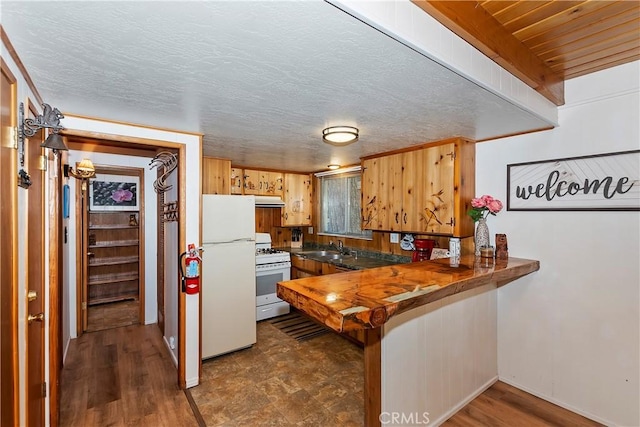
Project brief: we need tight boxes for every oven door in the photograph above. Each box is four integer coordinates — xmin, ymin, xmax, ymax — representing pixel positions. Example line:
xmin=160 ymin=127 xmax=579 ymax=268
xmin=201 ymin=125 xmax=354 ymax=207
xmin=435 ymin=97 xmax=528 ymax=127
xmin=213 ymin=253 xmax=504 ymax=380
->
xmin=256 ymin=263 xmax=291 ymax=306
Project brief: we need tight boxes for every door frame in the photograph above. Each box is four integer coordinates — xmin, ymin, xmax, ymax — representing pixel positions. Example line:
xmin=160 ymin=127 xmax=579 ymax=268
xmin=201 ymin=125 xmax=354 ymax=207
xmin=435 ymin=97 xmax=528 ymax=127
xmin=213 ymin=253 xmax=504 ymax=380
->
xmin=76 ymin=165 xmax=145 ymax=333
xmin=61 ymin=130 xmax=190 ymax=388
xmin=24 ymin=98 xmax=47 ymax=427
xmin=0 ymin=56 xmax=19 ymax=427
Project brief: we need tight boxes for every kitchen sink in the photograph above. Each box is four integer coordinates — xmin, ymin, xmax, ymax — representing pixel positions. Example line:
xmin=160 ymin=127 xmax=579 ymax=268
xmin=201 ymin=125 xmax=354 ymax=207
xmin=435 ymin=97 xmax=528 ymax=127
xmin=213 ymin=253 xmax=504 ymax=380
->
xmin=299 ymin=250 xmax=353 ymax=263
xmin=300 ymin=250 xmax=337 ymax=257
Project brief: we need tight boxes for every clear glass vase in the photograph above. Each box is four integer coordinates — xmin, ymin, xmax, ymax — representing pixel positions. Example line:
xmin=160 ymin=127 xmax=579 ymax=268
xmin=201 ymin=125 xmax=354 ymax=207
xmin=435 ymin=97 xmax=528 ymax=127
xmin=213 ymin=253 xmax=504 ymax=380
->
xmin=475 ymin=217 xmax=490 ymax=256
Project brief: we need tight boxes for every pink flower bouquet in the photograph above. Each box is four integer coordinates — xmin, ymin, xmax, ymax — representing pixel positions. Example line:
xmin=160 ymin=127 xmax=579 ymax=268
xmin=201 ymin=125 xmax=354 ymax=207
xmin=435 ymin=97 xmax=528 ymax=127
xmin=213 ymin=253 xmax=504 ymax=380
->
xmin=467 ymin=195 xmax=503 ymax=222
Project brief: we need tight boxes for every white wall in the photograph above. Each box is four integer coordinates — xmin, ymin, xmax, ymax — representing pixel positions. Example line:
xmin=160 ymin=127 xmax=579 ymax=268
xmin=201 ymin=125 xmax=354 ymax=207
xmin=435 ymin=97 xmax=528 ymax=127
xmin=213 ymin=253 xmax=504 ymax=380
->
xmin=65 ymin=150 xmax=159 ymax=343
xmin=163 ymin=171 xmax=179 ymax=365
xmin=382 ymin=284 xmax=498 ymax=426
xmin=476 ymin=61 xmax=640 ymax=426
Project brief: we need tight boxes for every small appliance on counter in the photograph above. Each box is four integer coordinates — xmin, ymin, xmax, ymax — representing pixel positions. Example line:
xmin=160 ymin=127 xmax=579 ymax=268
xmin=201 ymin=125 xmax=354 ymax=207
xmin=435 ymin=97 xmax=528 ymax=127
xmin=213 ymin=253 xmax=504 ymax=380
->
xmin=412 ymin=238 xmax=436 ymax=262
xmin=291 ymin=228 xmax=303 ymax=248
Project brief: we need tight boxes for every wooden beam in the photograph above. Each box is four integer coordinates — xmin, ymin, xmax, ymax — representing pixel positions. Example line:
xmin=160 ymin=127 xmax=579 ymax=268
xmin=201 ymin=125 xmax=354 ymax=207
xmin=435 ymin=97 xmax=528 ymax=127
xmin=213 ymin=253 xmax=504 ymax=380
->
xmin=411 ymin=1 xmax=565 ymax=106
xmin=364 ymin=328 xmax=382 ymax=427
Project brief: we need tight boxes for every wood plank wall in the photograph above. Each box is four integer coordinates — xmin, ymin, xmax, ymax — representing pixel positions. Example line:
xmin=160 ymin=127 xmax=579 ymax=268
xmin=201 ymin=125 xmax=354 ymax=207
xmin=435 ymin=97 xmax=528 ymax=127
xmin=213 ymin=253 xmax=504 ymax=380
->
xmin=255 ymin=207 xmax=474 ymax=255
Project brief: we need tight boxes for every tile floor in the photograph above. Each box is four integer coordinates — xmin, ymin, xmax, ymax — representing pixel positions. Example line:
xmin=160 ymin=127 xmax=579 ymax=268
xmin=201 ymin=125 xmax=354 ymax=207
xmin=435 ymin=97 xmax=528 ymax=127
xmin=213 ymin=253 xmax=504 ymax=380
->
xmin=190 ymin=317 xmax=364 ymax=426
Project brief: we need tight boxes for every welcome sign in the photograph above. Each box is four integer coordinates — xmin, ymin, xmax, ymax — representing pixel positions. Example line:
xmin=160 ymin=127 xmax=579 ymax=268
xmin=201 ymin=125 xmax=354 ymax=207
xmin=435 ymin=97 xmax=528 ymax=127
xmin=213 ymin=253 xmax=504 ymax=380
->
xmin=507 ymin=150 xmax=640 ymax=211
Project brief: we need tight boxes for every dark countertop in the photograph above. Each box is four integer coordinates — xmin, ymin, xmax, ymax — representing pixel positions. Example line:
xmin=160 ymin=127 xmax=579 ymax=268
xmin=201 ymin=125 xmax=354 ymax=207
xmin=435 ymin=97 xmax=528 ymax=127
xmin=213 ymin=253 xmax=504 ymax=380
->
xmin=277 ymin=255 xmax=540 ymax=333
xmin=277 ymin=246 xmax=411 ymax=270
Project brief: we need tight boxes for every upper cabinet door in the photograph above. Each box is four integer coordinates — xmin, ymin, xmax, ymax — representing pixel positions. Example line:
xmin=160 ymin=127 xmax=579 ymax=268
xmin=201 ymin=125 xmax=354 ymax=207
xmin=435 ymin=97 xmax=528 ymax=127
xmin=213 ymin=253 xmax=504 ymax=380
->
xmin=265 ymin=172 xmax=284 ymax=197
xmin=282 ymin=173 xmax=312 ymax=226
xmin=362 ymin=153 xmax=402 ymax=231
xmin=243 ymin=169 xmax=262 ymax=195
xmin=202 ymin=157 xmax=232 ymax=195
xmin=406 ymin=143 xmax=455 ymax=235
xmin=243 ymin=169 xmax=283 ymax=196
xmin=230 ymin=168 xmax=243 ymax=194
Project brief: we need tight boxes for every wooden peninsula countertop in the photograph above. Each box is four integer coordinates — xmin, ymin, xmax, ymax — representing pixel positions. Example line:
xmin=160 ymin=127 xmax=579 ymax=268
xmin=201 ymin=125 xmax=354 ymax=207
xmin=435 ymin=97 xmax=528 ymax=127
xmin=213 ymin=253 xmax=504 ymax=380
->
xmin=277 ymin=255 xmax=540 ymax=333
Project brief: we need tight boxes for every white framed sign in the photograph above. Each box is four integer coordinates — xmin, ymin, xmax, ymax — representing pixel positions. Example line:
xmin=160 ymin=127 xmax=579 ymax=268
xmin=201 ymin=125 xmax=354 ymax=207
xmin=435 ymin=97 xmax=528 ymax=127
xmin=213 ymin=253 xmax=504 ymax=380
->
xmin=507 ymin=150 xmax=640 ymax=211
xmin=90 ymin=174 xmax=140 ymax=211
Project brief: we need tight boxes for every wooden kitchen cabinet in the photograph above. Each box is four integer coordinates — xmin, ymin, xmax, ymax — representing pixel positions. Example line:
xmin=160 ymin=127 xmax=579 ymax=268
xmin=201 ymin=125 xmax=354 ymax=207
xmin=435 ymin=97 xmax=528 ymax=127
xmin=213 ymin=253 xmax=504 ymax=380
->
xmin=202 ymin=156 xmax=232 ymax=195
xmin=243 ymin=169 xmax=283 ymax=196
xmin=362 ymin=152 xmax=403 ymax=231
xmin=282 ymin=173 xmax=313 ymax=226
xmin=291 ymin=255 xmax=323 ymax=278
xmin=88 ymin=211 xmax=140 ymax=305
xmin=361 ymin=137 xmax=475 ymax=237
xmin=230 ymin=168 xmax=243 ymax=194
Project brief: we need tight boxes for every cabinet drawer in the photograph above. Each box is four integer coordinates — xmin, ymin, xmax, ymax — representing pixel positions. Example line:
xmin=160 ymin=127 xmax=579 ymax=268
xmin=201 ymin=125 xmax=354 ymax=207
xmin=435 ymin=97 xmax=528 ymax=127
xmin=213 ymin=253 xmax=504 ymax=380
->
xmin=294 ymin=269 xmax=316 ymax=279
xmin=291 ymin=256 xmax=323 ymax=275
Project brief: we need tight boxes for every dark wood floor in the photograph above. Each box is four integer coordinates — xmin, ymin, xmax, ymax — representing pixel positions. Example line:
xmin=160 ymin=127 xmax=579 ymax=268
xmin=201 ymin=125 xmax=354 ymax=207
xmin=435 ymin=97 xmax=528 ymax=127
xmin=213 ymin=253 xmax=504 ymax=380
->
xmin=60 ymin=324 xmax=196 ymax=426
xmin=60 ymin=322 xmax=603 ymax=426
xmin=86 ymin=299 xmax=139 ymax=332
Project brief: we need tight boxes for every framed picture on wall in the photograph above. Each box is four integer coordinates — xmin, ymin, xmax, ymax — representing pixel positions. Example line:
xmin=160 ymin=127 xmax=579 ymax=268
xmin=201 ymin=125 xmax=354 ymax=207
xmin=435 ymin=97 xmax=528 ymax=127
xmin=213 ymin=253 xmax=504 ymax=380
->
xmin=89 ymin=174 xmax=140 ymax=211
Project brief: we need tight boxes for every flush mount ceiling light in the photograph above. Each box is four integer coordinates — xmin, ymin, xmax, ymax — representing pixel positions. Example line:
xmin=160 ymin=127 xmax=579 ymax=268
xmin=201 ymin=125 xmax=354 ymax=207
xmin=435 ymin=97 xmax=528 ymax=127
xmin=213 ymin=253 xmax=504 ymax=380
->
xmin=327 ymin=164 xmax=340 ymax=170
xmin=18 ymin=102 xmax=68 ymax=153
xmin=322 ymin=126 xmax=359 ymax=146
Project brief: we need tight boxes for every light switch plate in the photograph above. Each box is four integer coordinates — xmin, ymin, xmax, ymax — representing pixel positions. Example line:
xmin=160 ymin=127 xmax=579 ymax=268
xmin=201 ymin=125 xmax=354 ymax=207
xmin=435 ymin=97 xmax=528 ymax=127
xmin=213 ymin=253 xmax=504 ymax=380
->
xmin=308 ymin=227 xmax=314 ymax=234
xmin=390 ymin=233 xmax=400 ymax=243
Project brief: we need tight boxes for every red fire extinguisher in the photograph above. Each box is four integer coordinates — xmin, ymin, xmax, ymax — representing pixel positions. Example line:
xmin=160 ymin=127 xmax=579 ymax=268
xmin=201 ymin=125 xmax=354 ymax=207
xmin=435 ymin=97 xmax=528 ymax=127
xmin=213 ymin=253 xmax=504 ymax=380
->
xmin=179 ymin=243 xmax=202 ymax=294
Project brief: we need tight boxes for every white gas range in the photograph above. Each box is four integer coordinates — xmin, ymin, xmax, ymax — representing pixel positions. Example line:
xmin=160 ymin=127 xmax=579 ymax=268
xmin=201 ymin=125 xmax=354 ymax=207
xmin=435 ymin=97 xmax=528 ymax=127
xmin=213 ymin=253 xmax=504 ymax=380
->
xmin=255 ymin=233 xmax=291 ymax=321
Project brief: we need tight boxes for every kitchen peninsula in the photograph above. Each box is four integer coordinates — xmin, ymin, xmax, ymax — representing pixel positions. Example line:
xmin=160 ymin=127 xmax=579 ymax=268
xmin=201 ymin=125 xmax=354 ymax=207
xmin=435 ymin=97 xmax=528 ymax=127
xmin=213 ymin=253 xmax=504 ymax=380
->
xmin=277 ymin=255 xmax=540 ymax=426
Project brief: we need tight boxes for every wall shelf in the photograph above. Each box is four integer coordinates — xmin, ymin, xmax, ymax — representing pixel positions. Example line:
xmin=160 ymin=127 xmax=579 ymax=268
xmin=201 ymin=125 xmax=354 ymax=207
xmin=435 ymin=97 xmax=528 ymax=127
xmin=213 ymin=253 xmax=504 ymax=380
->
xmin=89 ymin=294 xmax=138 ymax=306
xmin=89 ymin=272 xmax=139 ymax=286
xmin=89 ymin=240 xmax=139 ymax=248
xmin=87 ymin=211 xmax=140 ymax=305
xmin=89 ymin=224 xmax=138 ymax=230
xmin=89 ymin=256 xmax=139 ymax=266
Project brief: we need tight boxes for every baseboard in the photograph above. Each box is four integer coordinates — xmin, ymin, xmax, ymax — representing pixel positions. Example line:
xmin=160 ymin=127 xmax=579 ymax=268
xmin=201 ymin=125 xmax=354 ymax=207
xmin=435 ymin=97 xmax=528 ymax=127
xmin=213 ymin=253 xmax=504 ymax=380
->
xmin=185 ymin=376 xmax=199 ymax=388
xmin=498 ymin=377 xmax=612 ymax=426
xmin=62 ymin=337 xmax=71 ymax=365
xmin=430 ymin=375 xmax=499 ymax=426
xmin=163 ymin=335 xmax=179 ymax=368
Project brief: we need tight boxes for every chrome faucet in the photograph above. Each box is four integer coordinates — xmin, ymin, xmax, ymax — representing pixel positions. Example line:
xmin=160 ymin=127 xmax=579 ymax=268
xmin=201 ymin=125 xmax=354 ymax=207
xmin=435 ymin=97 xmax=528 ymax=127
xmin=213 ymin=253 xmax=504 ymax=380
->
xmin=337 ymin=240 xmax=349 ymax=255
xmin=329 ymin=240 xmax=348 ymax=255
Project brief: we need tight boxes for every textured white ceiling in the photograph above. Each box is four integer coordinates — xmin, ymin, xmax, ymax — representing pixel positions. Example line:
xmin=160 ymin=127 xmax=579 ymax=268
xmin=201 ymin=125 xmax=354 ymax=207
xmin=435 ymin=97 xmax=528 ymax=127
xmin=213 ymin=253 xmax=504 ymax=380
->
xmin=2 ymin=1 xmax=551 ymax=172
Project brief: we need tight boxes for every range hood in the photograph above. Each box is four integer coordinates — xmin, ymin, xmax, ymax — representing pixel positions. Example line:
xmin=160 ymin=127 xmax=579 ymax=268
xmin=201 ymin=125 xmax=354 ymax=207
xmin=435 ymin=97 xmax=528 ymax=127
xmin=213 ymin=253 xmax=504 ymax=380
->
xmin=254 ymin=195 xmax=285 ymax=207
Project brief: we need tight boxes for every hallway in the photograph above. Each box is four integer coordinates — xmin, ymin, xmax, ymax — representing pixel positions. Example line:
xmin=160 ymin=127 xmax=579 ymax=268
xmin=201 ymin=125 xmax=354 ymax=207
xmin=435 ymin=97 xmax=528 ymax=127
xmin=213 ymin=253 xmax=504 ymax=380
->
xmin=60 ymin=324 xmax=196 ymax=426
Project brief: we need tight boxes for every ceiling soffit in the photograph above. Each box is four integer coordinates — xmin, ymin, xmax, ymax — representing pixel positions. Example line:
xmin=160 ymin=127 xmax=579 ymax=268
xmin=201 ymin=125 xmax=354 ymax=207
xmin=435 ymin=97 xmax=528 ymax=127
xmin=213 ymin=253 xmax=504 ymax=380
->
xmin=413 ymin=0 xmax=640 ymax=107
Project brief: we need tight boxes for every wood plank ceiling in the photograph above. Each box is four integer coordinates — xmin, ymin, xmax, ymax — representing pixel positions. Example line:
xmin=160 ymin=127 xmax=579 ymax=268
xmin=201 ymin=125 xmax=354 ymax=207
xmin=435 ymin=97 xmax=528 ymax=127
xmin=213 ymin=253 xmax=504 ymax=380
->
xmin=413 ymin=1 xmax=640 ymax=106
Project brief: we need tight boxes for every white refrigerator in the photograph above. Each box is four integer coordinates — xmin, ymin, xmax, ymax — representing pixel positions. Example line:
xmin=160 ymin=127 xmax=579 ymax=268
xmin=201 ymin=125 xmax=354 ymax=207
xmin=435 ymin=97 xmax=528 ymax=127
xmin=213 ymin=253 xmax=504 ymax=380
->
xmin=201 ymin=195 xmax=256 ymax=359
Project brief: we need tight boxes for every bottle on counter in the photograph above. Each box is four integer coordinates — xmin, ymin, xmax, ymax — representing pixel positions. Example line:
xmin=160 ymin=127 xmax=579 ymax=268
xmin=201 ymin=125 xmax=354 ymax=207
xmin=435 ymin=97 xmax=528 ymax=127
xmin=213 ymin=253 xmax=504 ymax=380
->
xmin=449 ymin=237 xmax=461 ymax=267
xmin=449 ymin=237 xmax=461 ymax=258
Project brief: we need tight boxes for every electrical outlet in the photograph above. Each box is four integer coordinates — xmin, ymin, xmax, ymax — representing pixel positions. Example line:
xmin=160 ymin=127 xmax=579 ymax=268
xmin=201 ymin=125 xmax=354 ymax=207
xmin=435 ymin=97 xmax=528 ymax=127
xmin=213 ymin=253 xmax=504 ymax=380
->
xmin=390 ymin=233 xmax=400 ymax=243
xmin=308 ymin=227 xmax=313 ymax=234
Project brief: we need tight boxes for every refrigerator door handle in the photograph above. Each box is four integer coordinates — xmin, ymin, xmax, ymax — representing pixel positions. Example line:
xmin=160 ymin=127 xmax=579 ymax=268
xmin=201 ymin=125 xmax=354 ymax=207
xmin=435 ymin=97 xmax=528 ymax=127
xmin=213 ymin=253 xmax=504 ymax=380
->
xmin=203 ymin=238 xmax=255 ymax=245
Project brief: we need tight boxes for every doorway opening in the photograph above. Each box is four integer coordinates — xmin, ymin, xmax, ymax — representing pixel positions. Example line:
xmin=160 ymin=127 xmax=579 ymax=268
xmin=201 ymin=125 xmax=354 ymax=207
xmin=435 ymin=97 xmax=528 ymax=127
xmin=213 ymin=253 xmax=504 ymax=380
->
xmin=78 ymin=165 xmax=145 ymax=333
